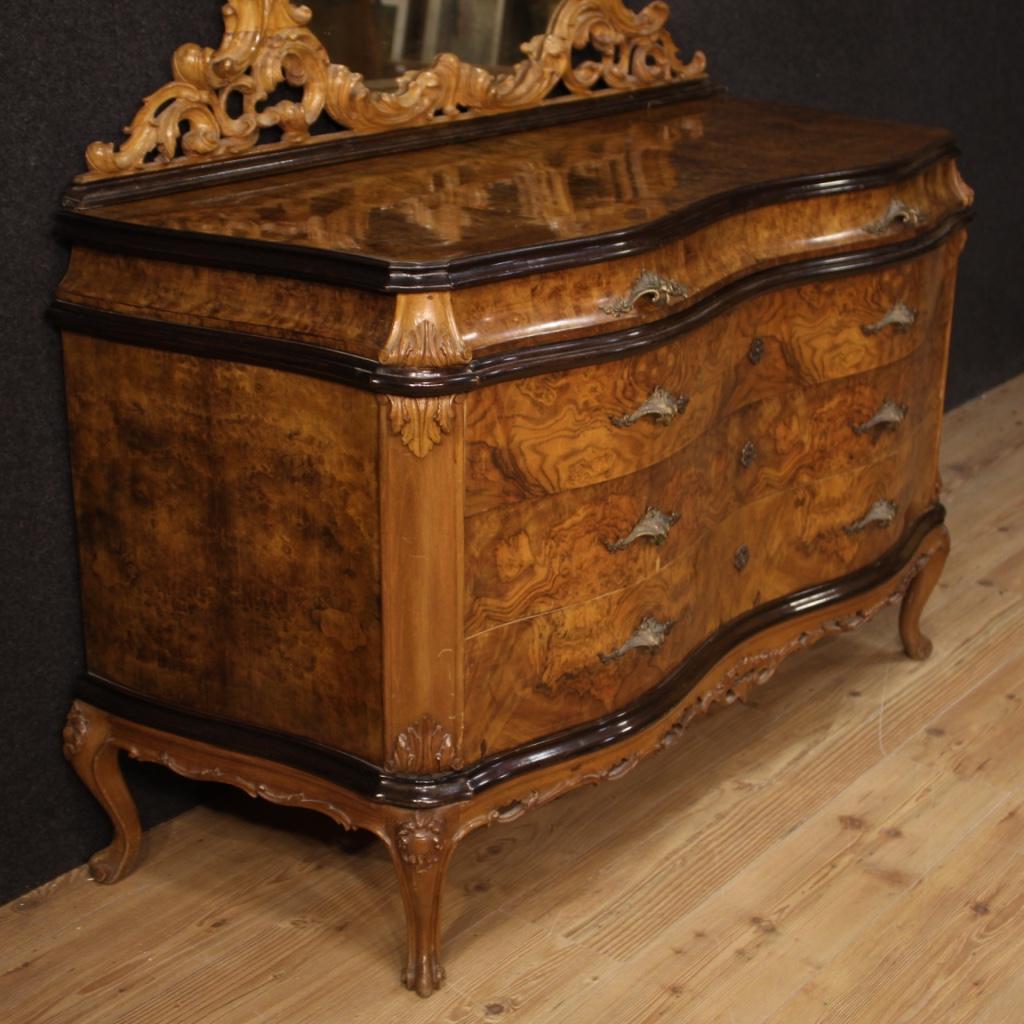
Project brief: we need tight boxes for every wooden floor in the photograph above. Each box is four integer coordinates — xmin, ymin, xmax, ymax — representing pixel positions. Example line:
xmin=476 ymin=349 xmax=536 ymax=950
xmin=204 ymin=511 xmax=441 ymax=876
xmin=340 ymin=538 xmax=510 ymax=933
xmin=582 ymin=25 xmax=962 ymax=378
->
xmin=4 ymin=374 xmax=1024 ymax=1024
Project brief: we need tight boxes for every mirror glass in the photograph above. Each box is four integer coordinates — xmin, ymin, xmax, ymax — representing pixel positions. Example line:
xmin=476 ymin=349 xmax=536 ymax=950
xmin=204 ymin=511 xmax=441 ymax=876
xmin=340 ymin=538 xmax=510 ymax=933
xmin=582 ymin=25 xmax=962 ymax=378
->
xmin=313 ymin=0 xmax=560 ymax=85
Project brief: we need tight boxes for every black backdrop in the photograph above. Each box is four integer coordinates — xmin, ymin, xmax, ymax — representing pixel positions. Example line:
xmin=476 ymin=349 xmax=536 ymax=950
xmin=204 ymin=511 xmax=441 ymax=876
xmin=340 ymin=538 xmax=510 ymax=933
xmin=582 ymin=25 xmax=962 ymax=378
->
xmin=2 ymin=1 xmax=1022 ymax=904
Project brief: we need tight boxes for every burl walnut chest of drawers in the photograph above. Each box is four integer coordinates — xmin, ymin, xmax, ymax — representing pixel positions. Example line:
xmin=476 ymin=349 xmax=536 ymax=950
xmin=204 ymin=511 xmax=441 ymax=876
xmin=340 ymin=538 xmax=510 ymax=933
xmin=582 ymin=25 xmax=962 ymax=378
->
xmin=55 ymin=0 xmax=972 ymax=997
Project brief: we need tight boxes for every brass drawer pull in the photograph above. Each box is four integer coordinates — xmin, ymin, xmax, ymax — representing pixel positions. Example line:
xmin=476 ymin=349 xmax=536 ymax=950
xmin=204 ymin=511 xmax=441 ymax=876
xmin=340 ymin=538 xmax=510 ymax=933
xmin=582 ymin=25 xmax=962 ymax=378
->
xmin=862 ymin=302 xmax=917 ymax=336
xmin=611 ymin=386 xmax=690 ymax=428
xmin=748 ymin=337 xmax=765 ymax=365
xmin=853 ymin=398 xmax=908 ymax=435
xmin=600 ymin=271 xmax=690 ymax=317
xmin=733 ymin=545 xmax=750 ymax=572
xmin=739 ymin=441 xmax=758 ymax=468
xmin=605 ymin=507 xmax=680 ymax=553
xmin=600 ymin=616 xmax=675 ymax=663
xmin=844 ymin=499 xmax=899 ymax=534
xmin=864 ymin=199 xmax=926 ymax=235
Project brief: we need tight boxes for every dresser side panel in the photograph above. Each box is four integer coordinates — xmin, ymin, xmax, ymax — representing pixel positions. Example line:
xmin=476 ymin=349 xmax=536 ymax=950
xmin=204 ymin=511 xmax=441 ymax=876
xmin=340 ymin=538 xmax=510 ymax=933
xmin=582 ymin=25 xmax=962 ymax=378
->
xmin=62 ymin=337 xmax=385 ymax=761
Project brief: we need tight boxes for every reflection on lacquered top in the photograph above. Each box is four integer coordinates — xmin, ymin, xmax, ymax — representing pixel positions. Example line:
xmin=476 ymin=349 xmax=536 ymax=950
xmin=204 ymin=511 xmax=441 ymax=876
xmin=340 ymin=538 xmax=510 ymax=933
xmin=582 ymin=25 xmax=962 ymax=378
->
xmin=92 ymin=96 xmax=950 ymax=264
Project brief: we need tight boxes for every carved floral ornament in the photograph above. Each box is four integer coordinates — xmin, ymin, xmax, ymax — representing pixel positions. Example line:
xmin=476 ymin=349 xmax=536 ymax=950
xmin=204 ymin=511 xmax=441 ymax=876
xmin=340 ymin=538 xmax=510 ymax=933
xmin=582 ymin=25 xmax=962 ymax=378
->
xmin=81 ymin=0 xmax=707 ymax=179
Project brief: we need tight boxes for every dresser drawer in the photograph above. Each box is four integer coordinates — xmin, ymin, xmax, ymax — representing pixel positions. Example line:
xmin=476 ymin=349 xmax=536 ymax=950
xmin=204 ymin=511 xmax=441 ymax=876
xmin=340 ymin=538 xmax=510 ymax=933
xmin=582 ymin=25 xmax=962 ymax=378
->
xmin=463 ymin=416 xmax=941 ymax=760
xmin=453 ymin=157 xmax=970 ymax=354
xmin=466 ymin=333 xmax=945 ymax=633
xmin=466 ymin=239 xmax=957 ymax=515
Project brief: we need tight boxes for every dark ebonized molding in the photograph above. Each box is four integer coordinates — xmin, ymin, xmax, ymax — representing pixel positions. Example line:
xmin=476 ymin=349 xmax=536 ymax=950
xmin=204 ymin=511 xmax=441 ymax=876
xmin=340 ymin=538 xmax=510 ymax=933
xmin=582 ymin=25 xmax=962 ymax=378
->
xmin=77 ymin=504 xmax=945 ymax=810
xmin=52 ymin=210 xmax=972 ymax=398
xmin=56 ymin=138 xmax=959 ymax=294
xmin=62 ymin=80 xmax=720 ymax=212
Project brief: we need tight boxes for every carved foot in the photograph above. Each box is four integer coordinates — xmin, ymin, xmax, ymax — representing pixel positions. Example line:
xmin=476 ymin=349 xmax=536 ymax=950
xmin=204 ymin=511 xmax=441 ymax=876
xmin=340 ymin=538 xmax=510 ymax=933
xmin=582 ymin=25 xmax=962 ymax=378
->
xmin=62 ymin=701 xmax=142 ymax=884
xmin=387 ymin=811 xmax=457 ymax=998
xmin=900 ymin=524 xmax=951 ymax=661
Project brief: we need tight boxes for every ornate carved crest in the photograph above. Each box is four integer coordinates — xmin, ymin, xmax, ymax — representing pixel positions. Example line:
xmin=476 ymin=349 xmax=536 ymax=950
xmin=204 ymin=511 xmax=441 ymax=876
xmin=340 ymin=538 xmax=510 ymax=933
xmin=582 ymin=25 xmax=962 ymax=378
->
xmin=387 ymin=715 xmax=463 ymax=774
xmin=80 ymin=0 xmax=707 ymax=180
xmin=395 ymin=812 xmax=447 ymax=871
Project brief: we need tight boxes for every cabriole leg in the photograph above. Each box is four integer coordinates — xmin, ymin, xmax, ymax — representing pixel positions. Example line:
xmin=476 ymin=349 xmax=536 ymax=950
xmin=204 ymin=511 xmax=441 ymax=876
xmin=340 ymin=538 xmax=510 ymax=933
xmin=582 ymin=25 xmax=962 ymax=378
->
xmin=387 ymin=811 xmax=458 ymax=998
xmin=62 ymin=700 xmax=142 ymax=884
xmin=900 ymin=524 xmax=952 ymax=660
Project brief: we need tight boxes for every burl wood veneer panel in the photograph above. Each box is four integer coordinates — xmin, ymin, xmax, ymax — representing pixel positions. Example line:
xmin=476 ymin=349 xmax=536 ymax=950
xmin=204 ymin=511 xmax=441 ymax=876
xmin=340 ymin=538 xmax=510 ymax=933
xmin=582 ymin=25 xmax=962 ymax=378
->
xmin=465 ymin=240 xmax=955 ymax=515
xmin=461 ymin=238 xmax=963 ymax=760
xmin=62 ymin=336 xmax=384 ymax=760
xmin=466 ymin=338 xmax=943 ymax=633
xmin=453 ymin=159 xmax=970 ymax=353
xmin=58 ymin=249 xmax=395 ymax=358
xmin=463 ymin=423 xmax=940 ymax=761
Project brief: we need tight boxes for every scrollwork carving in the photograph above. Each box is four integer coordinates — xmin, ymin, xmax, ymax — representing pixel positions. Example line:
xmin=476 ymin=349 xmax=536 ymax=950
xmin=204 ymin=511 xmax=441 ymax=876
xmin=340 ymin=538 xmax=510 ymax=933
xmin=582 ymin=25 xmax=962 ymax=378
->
xmin=456 ymin=755 xmax=641 ymax=839
xmin=81 ymin=0 xmax=707 ymax=179
xmin=122 ymin=743 xmax=358 ymax=830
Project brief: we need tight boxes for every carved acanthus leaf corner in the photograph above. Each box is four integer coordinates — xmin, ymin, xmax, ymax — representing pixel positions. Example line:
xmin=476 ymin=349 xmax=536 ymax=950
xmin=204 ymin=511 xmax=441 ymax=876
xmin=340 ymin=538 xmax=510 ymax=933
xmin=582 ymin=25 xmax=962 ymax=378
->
xmin=386 ymin=395 xmax=460 ymax=458
xmin=380 ymin=293 xmax=468 ymax=368
xmin=80 ymin=0 xmax=707 ymax=179
xmin=387 ymin=715 xmax=463 ymax=774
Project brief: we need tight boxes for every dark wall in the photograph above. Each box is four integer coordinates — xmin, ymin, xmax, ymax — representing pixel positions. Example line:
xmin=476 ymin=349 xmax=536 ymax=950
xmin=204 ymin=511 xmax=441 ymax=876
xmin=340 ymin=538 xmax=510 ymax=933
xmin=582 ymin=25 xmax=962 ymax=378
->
xmin=1 ymin=1 xmax=1021 ymax=904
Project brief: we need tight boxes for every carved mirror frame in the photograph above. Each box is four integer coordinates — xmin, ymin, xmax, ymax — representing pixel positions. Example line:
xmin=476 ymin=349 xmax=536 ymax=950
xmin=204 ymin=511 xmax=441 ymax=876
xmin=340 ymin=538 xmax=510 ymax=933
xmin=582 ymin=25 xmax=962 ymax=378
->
xmin=78 ymin=0 xmax=707 ymax=187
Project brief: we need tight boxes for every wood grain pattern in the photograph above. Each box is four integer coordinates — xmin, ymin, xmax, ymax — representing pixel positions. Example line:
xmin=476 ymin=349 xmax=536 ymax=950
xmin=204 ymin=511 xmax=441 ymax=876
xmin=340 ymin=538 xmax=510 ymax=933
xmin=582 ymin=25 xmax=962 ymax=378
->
xmin=466 ymin=237 xmax=960 ymax=514
xmin=379 ymin=396 xmax=466 ymax=771
xmin=9 ymin=375 xmax=1020 ymax=1023
xmin=80 ymin=96 xmax=953 ymax=270
xmin=466 ymin=319 xmax=947 ymax=633
xmin=51 ymin=70 xmax=975 ymax=1004
xmin=62 ymin=336 xmax=385 ymax=760
xmin=43 ymin=507 xmax=949 ymax=1000
xmin=463 ymin=435 xmax=941 ymax=759
xmin=58 ymin=248 xmax=396 ymax=359
xmin=454 ymin=157 xmax=969 ymax=354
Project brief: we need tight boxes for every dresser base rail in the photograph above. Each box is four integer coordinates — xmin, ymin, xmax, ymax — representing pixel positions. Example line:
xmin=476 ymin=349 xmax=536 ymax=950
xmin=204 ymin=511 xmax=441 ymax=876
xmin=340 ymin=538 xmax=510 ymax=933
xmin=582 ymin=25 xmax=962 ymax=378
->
xmin=65 ymin=516 xmax=949 ymax=997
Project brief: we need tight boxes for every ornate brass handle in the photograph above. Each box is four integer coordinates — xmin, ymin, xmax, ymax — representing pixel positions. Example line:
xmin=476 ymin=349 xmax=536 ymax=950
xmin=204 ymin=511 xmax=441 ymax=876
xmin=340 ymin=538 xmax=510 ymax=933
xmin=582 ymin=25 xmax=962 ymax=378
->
xmin=600 ymin=271 xmax=690 ymax=317
xmin=852 ymin=398 xmax=908 ymax=435
xmin=862 ymin=302 xmax=917 ymax=336
xmin=611 ymin=386 xmax=690 ymax=428
xmin=864 ymin=199 xmax=926 ymax=235
xmin=605 ymin=507 xmax=679 ymax=552
xmin=599 ymin=616 xmax=675 ymax=663
xmin=739 ymin=441 xmax=758 ymax=468
xmin=844 ymin=499 xmax=899 ymax=534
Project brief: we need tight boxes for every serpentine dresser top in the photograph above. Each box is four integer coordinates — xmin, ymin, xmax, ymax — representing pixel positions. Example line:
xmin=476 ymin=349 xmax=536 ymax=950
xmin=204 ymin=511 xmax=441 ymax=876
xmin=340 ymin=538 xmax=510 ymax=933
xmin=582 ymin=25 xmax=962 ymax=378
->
xmin=55 ymin=0 xmax=972 ymax=999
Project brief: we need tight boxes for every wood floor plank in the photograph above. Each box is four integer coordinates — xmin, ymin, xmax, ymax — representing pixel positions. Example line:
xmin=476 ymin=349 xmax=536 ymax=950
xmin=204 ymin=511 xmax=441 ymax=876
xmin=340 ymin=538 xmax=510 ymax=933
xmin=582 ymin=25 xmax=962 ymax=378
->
xmin=543 ymin=767 xmax=1011 ymax=1024
xmin=558 ymin=599 xmax=1024 ymax=960
xmin=761 ymin=801 xmax=1024 ymax=1024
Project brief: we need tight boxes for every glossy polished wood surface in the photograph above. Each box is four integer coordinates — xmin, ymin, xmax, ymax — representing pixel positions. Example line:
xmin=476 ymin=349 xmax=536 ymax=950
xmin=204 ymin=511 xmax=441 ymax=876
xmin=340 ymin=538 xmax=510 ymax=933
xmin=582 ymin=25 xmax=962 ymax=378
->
xmin=82 ymin=95 xmax=953 ymax=266
xmin=54 ymin=59 xmax=972 ymax=998
xmin=465 ymin=241 xmax=954 ymax=511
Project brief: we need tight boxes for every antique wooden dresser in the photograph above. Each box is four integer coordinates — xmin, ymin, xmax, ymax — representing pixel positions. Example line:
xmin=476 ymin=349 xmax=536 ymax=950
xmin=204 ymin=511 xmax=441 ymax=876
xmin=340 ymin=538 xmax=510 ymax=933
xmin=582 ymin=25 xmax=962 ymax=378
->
xmin=55 ymin=0 xmax=972 ymax=997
